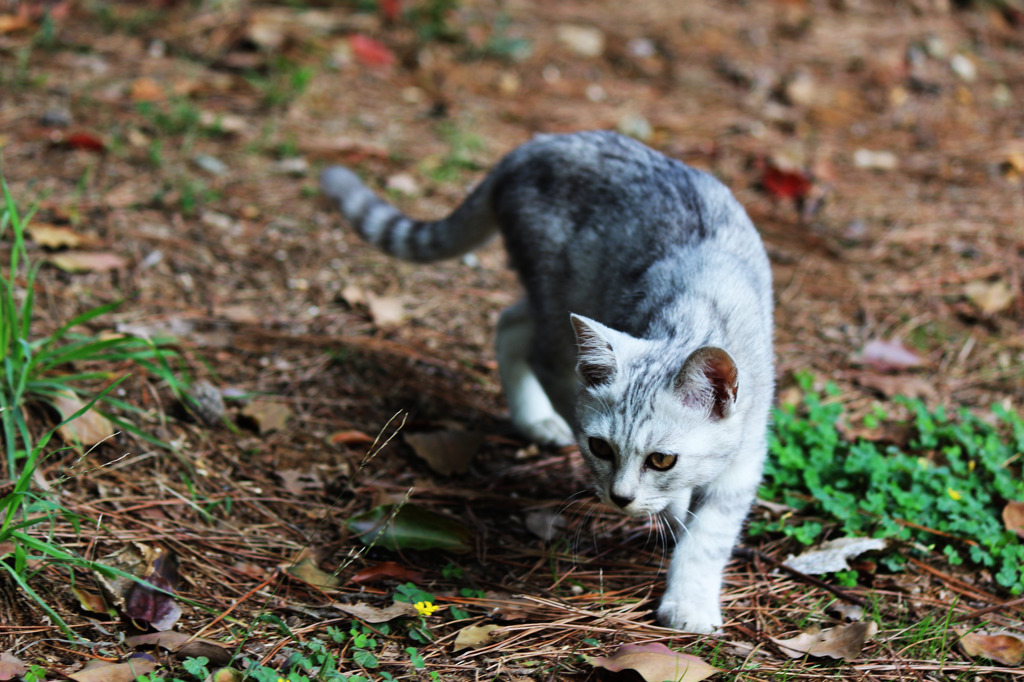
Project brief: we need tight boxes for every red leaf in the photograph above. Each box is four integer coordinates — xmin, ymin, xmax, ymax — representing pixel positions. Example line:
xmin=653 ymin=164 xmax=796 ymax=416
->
xmin=380 ymin=0 xmax=401 ymax=22
xmin=349 ymin=34 xmax=396 ymax=68
xmin=349 ymin=561 xmax=424 ymax=585
xmin=762 ymin=163 xmax=811 ymax=200
xmin=64 ymin=131 xmax=106 ymax=152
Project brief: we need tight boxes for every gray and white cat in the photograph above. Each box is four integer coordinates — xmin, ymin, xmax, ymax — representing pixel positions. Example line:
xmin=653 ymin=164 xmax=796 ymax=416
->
xmin=321 ymin=130 xmax=774 ymax=633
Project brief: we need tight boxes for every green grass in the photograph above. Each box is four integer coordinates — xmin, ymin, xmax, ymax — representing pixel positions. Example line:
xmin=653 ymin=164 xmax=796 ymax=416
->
xmin=755 ymin=373 xmax=1024 ymax=592
xmin=1 ymin=178 xmax=187 ymax=469
xmin=1 ymin=177 xmax=193 ymax=636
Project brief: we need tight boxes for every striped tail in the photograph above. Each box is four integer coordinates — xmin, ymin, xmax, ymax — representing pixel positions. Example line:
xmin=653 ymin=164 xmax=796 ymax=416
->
xmin=320 ymin=166 xmax=499 ymax=263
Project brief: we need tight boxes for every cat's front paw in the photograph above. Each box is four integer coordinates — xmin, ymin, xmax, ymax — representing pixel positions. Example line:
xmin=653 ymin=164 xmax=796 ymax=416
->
xmin=657 ymin=598 xmax=723 ymax=635
xmin=519 ymin=415 xmax=575 ymax=448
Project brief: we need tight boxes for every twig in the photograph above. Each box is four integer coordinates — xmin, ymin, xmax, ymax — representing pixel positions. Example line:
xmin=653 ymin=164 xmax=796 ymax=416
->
xmin=952 ymin=595 xmax=1024 ymax=623
xmin=734 ymin=547 xmax=866 ymax=607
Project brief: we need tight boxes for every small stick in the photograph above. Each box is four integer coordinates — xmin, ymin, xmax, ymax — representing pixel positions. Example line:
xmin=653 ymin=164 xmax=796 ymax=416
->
xmin=952 ymin=595 xmax=1024 ymax=623
xmin=734 ymin=547 xmax=867 ymax=607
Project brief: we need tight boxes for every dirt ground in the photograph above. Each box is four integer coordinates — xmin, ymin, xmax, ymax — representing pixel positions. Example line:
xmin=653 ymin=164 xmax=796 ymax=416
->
xmin=1 ymin=0 xmax=1023 ymax=679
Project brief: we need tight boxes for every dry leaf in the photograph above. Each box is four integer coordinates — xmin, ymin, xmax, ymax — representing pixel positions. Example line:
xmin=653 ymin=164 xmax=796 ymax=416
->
xmin=130 ymin=77 xmax=165 ymax=102
xmin=855 ymin=373 xmax=936 ymax=400
xmin=241 ymin=400 xmax=292 ymax=434
xmin=453 ymin=624 xmax=501 ymax=652
xmin=335 ymin=600 xmax=418 ymax=623
xmin=366 ymin=291 xmax=407 ymax=327
xmin=349 ymin=561 xmax=424 ymax=585
xmin=284 ymin=557 xmax=341 ymax=589
xmin=784 ymin=537 xmax=887 ymax=575
xmin=329 ymin=429 xmax=375 ymax=445
xmin=126 ymin=631 xmax=232 ymax=666
xmin=852 ymin=339 xmax=923 ymax=371
xmin=586 ymin=643 xmax=719 ymax=682
xmin=958 ymin=630 xmax=1024 ymax=666
xmin=26 ymin=223 xmax=87 ymax=249
xmin=524 ymin=509 xmax=567 ymax=542
xmin=277 ymin=468 xmax=323 ymax=496
xmin=1003 ymin=501 xmax=1024 ymax=538
xmin=0 ymin=652 xmax=27 ymax=681
xmin=404 ymin=430 xmax=484 ymax=476
xmin=48 ymin=251 xmax=129 ymax=273
xmin=771 ymin=621 xmax=878 ymax=660
xmin=69 ymin=657 xmax=158 ymax=682
xmin=71 ymin=585 xmax=112 ymax=616
xmin=964 ymin=280 xmax=1015 ymax=315
xmin=52 ymin=390 xmax=115 ymax=446
xmin=349 ymin=34 xmax=397 ymax=68
xmin=0 ymin=10 xmax=32 ymax=34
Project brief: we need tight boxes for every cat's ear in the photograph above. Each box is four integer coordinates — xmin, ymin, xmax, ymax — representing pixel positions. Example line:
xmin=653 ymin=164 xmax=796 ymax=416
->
xmin=674 ymin=347 xmax=738 ymax=419
xmin=570 ymin=314 xmax=617 ymax=387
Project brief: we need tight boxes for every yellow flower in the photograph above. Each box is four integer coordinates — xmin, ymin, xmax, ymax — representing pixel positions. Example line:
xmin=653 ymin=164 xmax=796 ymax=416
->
xmin=414 ymin=600 xmax=440 ymax=617
xmin=947 ymin=487 xmax=963 ymax=501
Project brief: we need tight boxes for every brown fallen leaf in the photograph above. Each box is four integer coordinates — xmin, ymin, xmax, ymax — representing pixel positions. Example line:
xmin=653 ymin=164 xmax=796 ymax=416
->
xmin=126 ymin=630 xmax=232 ymax=666
xmin=284 ymin=557 xmax=341 ymax=589
xmin=586 ymin=642 xmax=719 ymax=682
xmin=48 ymin=251 xmax=129 ymax=273
xmin=130 ymin=77 xmax=165 ymax=102
xmin=453 ymin=624 xmax=501 ymax=652
xmin=0 ymin=652 xmax=27 ymax=681
xmin=68 ymin=656 xmax=158 ymax=682
xmin=277 ymin=468 xmax=323 ymax=496
xmin=329 ymin=429 xmax=375 ymax=445
xmin=241 ymin=400 xmax=292 ymax=434
xmin=1003 ymin=501 xmax=1024 ymax=538
xmin=52 ymin=390 xmax=115 ymax=446
xmin=0 ymin=9 xmax=32 ymax=34
xmin=26 ymin=223 xmax=89 ymax=249
xmin=334 ymin=600 xmax=418 ymax=623
xmin=349 ymin=561 xmax=424 ymax=585
xmin=964 ymin=279 xmax=1015 ymax=315
xmin=366 ymin=291 xmax=407 ymax=328
xmin=404 ymin=430 xmax=484 ymax=476
xmin=770 ymin=621 xmax=878 ymax=660
xmin=71 ymin=585 xmax=113 ymax=616
xmin=855 ymin=373 xmax=936 ymax=401
xmin=958 ymin=630 xmax=1024 ymax=666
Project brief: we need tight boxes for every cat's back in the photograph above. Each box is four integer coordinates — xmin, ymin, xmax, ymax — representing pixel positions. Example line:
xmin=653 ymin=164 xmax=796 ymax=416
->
xmin=491 ymin=131 xmax=761 ymax=258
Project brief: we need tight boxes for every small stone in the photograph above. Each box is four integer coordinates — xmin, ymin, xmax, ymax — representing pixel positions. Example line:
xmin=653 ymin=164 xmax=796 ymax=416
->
xmin=784 ymin=70 xmax=816 ymax=107
xmin=497 ymin=72 xmax=520 ymax=96
xmin=40 ymin=107 xmax=72 ymax=128
xmin=193 ymin=153 xmax=229 ymax=176
xmin=950 ymin=53 xmax=977 ymax=82
xmin=626 ymin=37 xmax=656 ymax=58
xmin=585 ymin=84 xmax=606 ymax=102
xmin=386 ymin=172 xmax=420 ymax=196
xmin=617 ymin=112 xmax=652 ymax=142
xmin=556 ymin=24 xmax=605 ymax=58
xmin=924 ymin=35 xmax=948 ymax=59
xmin=275 ymin=157 xmax=309 ymax=176
xmin=992 ymin=83 xmax=1012 ymax=108
xmin=853 ymin=148 xmax=898 ymax=171
xmin=185 ymin=380 xmax=225 ymax=426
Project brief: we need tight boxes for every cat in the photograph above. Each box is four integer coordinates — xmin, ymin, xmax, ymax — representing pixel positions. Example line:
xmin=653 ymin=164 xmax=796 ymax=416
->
xmin=320 ymin=130 xmax=774 ymax=633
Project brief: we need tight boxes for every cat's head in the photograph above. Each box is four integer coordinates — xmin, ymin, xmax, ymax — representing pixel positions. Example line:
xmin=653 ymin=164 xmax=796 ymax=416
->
xmin=570 ymin=314 xmax=742 ymax=518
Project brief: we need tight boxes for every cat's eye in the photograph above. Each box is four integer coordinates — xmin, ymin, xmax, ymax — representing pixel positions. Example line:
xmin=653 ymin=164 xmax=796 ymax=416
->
xmin=588 ymin=437 xmax=614 ymax=461
xmin=646 ymin=452 xmax=677 ymax=472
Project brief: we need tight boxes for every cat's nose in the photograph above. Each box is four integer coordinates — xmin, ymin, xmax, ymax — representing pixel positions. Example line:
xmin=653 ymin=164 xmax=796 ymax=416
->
xmin=610 ymin=492 xmax=634 ymax=509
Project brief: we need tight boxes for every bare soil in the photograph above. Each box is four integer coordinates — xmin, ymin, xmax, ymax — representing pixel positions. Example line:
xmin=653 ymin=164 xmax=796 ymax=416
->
xmin=1 ymin=0 xmax=1023 ymax=679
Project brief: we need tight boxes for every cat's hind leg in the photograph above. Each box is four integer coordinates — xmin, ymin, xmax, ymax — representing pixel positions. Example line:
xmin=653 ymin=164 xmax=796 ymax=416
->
xmin=496 ymin=300 xmax=574 ymax=447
